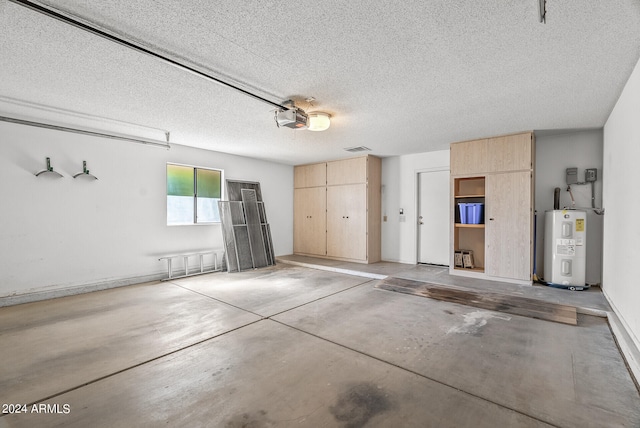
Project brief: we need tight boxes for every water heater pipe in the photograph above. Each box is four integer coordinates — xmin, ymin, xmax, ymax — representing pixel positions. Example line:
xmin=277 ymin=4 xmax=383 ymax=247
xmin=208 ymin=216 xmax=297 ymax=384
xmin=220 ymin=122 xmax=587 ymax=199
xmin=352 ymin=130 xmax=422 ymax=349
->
xmin=553 ymin=187 xmax=560 ymax=210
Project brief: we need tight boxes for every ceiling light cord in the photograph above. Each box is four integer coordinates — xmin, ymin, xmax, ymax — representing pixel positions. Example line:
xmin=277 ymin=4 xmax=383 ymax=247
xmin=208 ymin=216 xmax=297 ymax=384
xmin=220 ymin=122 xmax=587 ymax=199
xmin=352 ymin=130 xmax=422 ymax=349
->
xmin=9 ymin=0 xmax=291 ymax=111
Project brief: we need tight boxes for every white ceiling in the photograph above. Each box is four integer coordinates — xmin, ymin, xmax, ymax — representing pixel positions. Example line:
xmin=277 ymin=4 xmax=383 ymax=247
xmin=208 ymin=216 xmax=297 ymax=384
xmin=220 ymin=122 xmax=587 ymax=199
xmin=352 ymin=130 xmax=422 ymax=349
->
xmin=1 ymin=0 xmax=639 ymax=165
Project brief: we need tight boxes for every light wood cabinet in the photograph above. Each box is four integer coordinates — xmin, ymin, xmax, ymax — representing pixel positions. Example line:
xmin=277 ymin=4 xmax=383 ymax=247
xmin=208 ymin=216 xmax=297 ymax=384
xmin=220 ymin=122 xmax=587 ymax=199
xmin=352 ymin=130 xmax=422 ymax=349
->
xmin=453 ymin=177 xmax=486 ymax=272
xmin=485 ymin=171 xmax=532 ymax=281
xmin=486 ymin=133 xmax=532 ymax=173
xmin=327 ymin=157 xmax=367 ymax=185
xmin=294 ymin=187 xmax=327 ymax=256
xmin=450 ymin=139 xmax=488 ymax=175
xmin=327 ymin=184 xmax=367 ymax=260
xmin=294 ymin=163 xmax=326 ymax=188
xmin=293 ymin=155 xmax=381 ymax=263
xmin=450 ymin=132 xmax=534 ymax=284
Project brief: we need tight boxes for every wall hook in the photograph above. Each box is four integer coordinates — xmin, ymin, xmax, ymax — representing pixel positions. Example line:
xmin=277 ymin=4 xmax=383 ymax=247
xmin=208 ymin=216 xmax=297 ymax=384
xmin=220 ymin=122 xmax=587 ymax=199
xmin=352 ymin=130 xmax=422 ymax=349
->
xmin=73 ymin=161 xmax=98 ymax=180
xmin=35 ymin=157 xmax=63 ymax=177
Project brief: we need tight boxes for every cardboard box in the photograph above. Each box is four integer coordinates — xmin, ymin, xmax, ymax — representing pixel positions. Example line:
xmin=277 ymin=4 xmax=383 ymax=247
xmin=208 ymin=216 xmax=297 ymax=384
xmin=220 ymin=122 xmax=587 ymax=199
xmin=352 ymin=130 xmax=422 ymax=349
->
xmin=462 ymin=250 xmax=474 ymax=269
xmin=454 ymin=250 xmax=464 ymax=268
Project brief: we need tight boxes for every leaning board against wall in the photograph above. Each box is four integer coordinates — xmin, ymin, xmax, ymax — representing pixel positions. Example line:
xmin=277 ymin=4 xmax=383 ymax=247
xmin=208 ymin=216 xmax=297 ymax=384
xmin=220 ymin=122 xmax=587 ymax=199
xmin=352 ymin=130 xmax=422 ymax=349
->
xmin=450 ymin=132 xmax=535 ymax=285
xmin=294 ymin=155 xmax=381 ymax=264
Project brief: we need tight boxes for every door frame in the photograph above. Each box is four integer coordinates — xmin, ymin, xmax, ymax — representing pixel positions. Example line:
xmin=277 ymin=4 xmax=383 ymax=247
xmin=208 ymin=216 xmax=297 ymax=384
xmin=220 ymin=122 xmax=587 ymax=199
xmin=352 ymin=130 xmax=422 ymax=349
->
xmin=415 ymin=166 xmax=450 ymax=265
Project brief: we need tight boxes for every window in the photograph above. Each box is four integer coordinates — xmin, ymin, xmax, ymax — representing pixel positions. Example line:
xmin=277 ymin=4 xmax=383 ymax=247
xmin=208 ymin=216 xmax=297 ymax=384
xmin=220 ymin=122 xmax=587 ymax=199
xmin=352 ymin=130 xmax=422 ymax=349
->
xmin=167 ymin=163 xmax=223 ymax=225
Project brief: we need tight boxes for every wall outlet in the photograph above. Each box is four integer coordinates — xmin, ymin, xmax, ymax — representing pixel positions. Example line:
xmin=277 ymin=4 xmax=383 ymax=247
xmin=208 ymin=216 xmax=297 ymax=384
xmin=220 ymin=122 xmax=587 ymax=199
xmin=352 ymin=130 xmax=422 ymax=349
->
xmin=585 ymin=168 xmax=597 ymax=182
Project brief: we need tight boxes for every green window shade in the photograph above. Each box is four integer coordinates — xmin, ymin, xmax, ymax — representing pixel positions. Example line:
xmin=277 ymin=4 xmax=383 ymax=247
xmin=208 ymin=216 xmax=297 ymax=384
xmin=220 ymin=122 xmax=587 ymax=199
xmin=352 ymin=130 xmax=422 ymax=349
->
xmin=167 ymin=165 xmax=194 ymax=196
xmin=197 ymin=168 xmax=221 ymax=198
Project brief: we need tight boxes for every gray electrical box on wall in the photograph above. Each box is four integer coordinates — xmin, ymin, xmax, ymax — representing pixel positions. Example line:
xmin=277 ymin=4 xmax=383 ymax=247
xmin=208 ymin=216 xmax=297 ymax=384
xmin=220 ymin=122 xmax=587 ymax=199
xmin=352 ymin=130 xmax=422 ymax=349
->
xmin=566 ymin=167 xmax=578 ymax=184
xmin=585 ymin=168 xmax=598 ymax=182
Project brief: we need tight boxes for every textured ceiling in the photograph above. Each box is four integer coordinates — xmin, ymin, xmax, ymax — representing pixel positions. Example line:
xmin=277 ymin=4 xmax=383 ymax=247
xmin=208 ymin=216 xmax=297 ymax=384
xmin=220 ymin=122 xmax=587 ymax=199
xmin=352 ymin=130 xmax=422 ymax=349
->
xmin=1 ymin=0 xmax=639 ymax=165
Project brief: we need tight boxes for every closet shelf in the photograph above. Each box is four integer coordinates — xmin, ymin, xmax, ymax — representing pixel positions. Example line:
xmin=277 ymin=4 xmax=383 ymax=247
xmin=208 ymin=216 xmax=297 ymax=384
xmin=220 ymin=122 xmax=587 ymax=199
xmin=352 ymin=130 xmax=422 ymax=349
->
xmin=455 ymin=223 xmax=485 ymax=228
xmin=455 ymin=194 xmax=485 ymax=198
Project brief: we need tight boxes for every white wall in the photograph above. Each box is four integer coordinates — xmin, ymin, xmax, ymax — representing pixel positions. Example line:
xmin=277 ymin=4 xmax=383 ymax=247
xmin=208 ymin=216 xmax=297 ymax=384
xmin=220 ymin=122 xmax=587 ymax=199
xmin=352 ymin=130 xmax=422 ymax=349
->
xmin=603 ymin=56 xmax=640 ymax=350
xmin=534 ymin=130 xmax=604 ymax=284
xmin=0 ymin=121 xmax=293 ymax=301
xmin=381 ymin=150 xmax=450 ymax=264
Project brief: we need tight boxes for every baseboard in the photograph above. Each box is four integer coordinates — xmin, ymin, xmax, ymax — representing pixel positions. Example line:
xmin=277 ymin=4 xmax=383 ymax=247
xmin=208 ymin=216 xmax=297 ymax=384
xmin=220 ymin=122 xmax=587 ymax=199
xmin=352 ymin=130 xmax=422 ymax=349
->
xmin=0 ymin=272 xmax=167 ymax=307
xmin=381 ymin=258 xmax=415 ymax=265
xmin=276 ymin=258 xmax=387 ymax=280
xmin=603 ymin=290 xmax=640 ymax=388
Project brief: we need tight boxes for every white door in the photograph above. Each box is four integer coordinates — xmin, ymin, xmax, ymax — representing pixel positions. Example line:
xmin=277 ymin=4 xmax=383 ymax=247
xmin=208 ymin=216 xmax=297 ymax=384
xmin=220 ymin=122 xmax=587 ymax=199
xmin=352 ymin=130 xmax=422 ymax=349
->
xmin=418 ymin=170 xmax=450 ymax=265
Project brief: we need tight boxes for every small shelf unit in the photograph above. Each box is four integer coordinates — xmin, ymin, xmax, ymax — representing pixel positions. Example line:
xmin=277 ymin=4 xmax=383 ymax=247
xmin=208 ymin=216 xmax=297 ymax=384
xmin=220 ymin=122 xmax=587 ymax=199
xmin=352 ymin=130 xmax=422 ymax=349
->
xmin=453 ymin=176 xmax=485 ymax=272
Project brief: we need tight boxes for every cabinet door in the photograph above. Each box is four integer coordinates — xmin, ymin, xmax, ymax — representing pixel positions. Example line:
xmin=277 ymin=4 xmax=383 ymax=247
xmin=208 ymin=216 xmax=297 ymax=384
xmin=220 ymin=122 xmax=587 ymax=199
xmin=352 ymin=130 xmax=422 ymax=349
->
xmin=293 ymin=187 xmax=326 ymax=255
xmin=327 ymin=184 xmax=367 ymax=260
xmin=485 ymin=133 xmax=532 ymax=173
xmin=327 ymin=157 xmax=367 ymax=186
xmin=485 ymin=172 xmax=532 ymax=280
xmin=450 ymin=139 xmax=488 ymax=175
xmin=294 ymin=163 xmax=326 ymax=188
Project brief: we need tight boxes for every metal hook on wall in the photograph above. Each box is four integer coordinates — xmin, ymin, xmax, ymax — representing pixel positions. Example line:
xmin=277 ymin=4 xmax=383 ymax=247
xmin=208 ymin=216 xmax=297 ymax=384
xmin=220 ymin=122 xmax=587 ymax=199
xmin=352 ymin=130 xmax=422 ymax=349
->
xmin=35 ymin=157 xmax=63 ymax=177
xmin=72 ymin=161 xmax=98 ymax=180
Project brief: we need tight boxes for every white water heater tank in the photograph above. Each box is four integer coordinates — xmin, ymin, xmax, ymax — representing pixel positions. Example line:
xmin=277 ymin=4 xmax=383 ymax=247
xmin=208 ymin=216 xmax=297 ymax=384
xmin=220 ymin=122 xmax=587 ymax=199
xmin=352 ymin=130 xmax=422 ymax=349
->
xmin=544 ymin=210 xmax=587 ymax=289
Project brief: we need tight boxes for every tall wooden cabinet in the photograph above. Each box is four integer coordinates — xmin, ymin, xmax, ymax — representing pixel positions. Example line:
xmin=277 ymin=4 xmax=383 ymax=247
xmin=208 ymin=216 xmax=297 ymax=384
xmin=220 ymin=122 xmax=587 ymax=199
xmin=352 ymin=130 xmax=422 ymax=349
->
xmin=294 ymin=155 xmax=381 ymax=263
xmin=294 ymin=186 xmax=326 ymax=256
xmin=450 ymin=132 xmax=535 ymax=284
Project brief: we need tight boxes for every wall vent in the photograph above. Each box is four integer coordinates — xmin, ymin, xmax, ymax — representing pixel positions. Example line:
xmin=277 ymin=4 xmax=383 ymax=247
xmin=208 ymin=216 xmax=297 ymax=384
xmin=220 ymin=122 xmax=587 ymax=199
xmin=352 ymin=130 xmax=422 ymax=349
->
xmin=344 ymin=146 xmax=371 ymax=153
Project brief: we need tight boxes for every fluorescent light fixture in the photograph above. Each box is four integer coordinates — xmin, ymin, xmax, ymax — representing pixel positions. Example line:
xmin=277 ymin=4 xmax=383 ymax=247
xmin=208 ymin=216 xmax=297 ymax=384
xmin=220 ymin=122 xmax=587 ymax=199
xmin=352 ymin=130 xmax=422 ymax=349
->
xmin=0 ymin=96 xmax=171 ymax=149
xmin=307 ymin=112 xmax=331 ymax=132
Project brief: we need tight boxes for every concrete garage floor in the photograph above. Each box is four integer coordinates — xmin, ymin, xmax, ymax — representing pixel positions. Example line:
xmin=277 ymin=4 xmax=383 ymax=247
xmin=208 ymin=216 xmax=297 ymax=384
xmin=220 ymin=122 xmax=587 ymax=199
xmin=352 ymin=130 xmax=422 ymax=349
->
xmin=1 ymin=263 xmax=639 ymax=427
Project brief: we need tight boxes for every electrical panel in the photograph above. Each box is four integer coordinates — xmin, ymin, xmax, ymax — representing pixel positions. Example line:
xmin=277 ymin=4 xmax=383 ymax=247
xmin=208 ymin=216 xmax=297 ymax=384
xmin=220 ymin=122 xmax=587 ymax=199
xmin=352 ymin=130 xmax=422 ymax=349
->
xmin=566 ymin=167 xmax=578 ymax=185
xmin=585 ymin=168 xmax=597 ymax=182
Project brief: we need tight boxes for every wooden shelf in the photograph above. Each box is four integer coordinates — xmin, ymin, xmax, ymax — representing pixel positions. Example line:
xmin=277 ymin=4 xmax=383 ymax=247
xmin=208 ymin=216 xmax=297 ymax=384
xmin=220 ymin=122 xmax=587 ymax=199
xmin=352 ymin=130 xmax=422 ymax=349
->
xmin=455 ymin=223 xmax=485 ymax=228
xmin=455 ymin=194 xmax=485 ymax=198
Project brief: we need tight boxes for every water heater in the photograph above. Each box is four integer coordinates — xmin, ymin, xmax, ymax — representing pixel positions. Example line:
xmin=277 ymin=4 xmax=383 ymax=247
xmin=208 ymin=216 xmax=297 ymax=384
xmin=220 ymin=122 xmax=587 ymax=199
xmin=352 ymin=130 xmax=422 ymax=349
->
xmin=544 ymin=210 xmax=588 ymax=290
